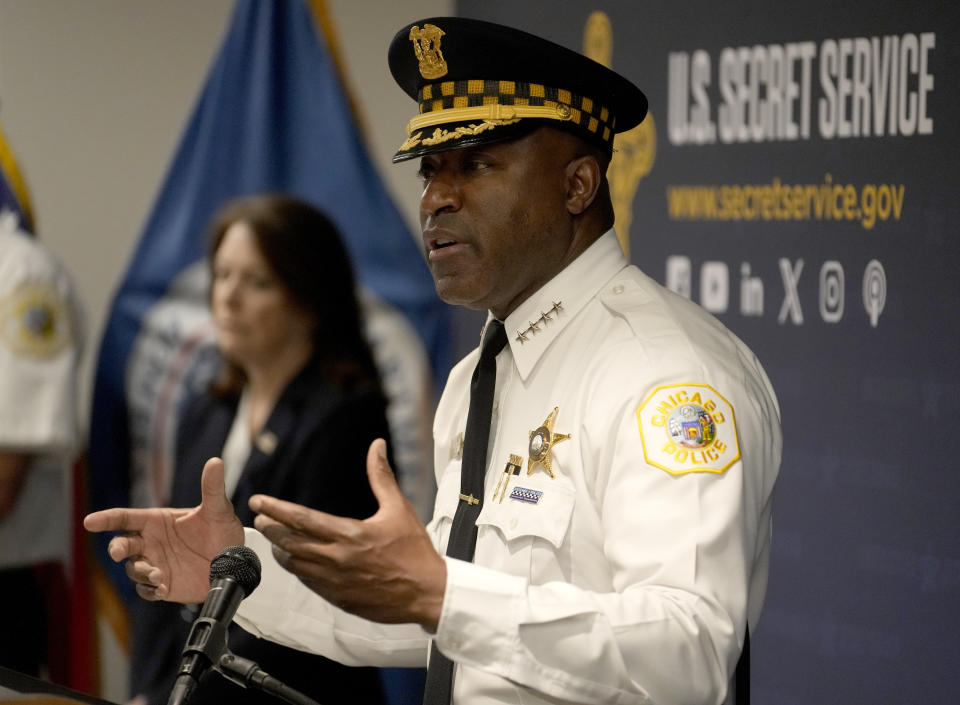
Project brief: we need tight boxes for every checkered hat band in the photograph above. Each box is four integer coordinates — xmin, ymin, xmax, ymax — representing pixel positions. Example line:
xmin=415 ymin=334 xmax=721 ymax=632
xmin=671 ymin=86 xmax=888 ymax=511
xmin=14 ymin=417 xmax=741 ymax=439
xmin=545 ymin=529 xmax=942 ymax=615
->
xmin=418 ymin=80 xmax=614 ymax=138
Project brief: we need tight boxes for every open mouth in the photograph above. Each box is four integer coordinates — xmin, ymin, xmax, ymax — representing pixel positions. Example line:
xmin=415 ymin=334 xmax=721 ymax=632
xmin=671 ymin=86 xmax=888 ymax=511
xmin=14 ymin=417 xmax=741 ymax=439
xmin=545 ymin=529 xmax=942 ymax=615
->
xmin=424 ymin=227 xmax=463 ymax=259
xmin=426 ymin=235 xmax=461 ymax=258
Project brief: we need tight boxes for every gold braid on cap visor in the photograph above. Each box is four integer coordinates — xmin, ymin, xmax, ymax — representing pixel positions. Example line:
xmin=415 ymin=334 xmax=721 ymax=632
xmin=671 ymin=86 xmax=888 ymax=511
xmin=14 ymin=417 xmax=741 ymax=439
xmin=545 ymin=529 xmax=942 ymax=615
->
xmin=399 ymin=79 xmax=615 ymax=152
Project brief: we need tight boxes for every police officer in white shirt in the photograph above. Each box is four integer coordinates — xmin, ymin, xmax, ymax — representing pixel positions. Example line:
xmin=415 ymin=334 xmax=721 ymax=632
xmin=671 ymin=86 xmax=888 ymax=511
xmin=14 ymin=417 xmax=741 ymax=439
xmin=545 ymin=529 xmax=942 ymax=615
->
xmin=0 ymin=200 xmax=85 ymax=675
xmin=86 ymin=17 xmax=781 ymax=705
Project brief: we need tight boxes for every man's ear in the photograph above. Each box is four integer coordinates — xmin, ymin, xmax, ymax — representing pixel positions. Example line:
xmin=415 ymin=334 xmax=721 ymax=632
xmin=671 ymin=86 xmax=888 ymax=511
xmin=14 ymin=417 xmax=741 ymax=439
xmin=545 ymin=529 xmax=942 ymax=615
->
xmin=564 ymin=155 xmax=602 ymax=216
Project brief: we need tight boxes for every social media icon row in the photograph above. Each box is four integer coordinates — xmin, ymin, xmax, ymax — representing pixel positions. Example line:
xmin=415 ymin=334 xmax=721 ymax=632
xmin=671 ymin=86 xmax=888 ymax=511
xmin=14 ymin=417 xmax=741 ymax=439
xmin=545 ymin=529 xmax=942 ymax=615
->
xmin=665 ymin=256 xmax=886 ymax=327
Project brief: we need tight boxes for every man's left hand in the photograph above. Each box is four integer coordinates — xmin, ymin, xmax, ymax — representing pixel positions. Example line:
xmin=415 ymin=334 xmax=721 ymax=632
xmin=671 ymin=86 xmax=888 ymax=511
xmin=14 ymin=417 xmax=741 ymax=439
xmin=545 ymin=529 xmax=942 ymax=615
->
xmin=249 ymin=438 xmax=446 ymax=632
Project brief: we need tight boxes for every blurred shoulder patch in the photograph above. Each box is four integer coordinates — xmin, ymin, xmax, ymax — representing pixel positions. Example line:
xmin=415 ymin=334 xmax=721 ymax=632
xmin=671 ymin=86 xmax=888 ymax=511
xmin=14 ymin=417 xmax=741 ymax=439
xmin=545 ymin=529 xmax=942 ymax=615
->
xmin=636 ymin=383 xmax=740 ymax=476
xmin=0 ymin=281 xmax=72 ymax=358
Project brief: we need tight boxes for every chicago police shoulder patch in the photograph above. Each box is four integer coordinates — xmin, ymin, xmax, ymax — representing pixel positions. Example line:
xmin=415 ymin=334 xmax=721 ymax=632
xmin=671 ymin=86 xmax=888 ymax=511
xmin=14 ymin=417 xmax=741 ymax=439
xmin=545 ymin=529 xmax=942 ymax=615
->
xmin=0 ymin=282 xmax=72 ymax=359
xmin=636 ymin=383 xmax=740 ymax=476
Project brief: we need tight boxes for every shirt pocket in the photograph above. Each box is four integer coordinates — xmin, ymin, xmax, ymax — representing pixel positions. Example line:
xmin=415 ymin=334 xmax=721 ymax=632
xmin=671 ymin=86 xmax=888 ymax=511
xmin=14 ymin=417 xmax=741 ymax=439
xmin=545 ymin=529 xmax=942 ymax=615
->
xmin=477 ymin=473 xmax=576 ymax=546
xmin=474 ymin=473 xmax=577 ymax=581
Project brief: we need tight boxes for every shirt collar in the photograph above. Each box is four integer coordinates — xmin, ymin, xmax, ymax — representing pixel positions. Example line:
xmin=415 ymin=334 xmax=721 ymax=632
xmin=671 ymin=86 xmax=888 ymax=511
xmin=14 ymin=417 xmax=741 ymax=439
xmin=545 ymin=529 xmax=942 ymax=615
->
xmin=491 ymin=230 xmax=627 ymax=381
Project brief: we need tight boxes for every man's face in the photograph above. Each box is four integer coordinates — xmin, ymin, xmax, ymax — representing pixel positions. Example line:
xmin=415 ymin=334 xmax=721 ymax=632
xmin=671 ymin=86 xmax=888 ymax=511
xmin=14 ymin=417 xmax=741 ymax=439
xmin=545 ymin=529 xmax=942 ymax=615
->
xmin=418 ymin=128 xmax=579 ymax=319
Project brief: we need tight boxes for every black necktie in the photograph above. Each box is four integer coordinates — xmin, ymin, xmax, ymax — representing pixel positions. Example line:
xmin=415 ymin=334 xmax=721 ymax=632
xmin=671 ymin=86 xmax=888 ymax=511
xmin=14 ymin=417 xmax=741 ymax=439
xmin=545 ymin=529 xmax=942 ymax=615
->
xmin=422 ymin=320 xmax=508 ymax=705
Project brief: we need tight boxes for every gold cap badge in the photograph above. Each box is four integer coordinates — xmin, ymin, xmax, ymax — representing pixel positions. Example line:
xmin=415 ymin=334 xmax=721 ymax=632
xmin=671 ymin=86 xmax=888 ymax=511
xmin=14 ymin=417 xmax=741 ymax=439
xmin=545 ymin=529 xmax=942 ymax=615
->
xmin=409 ymin=24 xmax=448 ymax=79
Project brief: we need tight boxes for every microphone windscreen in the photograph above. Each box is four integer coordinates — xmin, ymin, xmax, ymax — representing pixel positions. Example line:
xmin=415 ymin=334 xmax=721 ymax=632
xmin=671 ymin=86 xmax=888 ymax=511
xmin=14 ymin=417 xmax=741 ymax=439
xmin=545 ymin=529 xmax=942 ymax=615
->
xmin=209 ymin=545 xmax=262 ymax=596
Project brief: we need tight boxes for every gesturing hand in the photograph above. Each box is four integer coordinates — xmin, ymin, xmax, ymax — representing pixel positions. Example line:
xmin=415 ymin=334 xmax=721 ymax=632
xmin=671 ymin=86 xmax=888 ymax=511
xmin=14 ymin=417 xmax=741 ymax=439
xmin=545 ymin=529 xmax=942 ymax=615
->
xmin=83 ymin=456 xmax=245 ymax=604
xmin=250 ymin=438 xmax=447 ymax=632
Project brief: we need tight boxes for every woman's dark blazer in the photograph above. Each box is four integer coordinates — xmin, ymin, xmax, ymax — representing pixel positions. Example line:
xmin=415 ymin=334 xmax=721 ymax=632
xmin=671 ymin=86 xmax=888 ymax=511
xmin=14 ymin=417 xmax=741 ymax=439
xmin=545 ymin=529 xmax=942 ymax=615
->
xmin=130 ymin=356 xmax=390 ymax=705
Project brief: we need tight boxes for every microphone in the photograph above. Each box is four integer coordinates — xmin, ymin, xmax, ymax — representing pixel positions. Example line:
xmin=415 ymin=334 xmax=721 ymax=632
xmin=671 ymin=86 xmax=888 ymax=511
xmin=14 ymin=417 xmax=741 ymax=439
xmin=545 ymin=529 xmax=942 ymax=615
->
xmin=166 ymin=545 xmax=261 ymax=705
xmin=217 ymin=651 xmax=322 ymax=705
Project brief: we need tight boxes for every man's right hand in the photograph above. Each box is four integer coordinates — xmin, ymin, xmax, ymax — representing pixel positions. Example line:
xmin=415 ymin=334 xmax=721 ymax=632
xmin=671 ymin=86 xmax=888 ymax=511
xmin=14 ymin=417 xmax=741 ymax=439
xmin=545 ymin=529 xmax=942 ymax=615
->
xmin=83 ymin=456 xmax=245 ymax=604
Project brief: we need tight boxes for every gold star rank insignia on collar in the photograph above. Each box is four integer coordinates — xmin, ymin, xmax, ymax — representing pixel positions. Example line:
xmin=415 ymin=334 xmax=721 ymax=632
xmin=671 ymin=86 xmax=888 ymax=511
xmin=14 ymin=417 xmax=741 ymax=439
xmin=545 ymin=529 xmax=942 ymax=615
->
xmin=527 ymin=406 xmax=571 ymax=478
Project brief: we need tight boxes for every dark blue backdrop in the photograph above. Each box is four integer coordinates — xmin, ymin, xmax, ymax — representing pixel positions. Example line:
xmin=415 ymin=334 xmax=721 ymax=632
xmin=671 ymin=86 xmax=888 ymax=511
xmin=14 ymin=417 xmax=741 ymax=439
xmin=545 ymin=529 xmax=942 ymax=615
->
xmin=455 ymin=2 xmax=959 ymax=702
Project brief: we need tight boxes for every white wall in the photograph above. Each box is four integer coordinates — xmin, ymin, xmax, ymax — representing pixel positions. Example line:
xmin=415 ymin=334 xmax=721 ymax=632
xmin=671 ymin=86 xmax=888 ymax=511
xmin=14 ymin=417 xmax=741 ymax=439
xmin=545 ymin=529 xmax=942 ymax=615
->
xmin=0 ymin=0 xmax=449 ymax=425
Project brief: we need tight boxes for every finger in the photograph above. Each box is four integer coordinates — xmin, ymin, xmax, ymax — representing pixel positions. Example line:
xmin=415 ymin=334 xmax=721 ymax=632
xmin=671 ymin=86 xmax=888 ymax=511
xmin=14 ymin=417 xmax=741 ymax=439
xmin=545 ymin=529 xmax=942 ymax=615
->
xmin=249 ymin=494 xmax=352 ymax=540
xmin=273 ymin=548 xmax=336 ymax=594
xmin=199 ymin=457 xmax=232 ymax=515
xmin=260 ymin=523 xmax=330 ymax=582
xmin=253 ymin=512 xmax=293 ymax=544
xmin=365 ymin=438 xmax=404 ymax=510
xmin=135 ymin=582 xmax=162 ymax=601
xmin=84 ymin=507 xmax=147 ymax=534
xmin=254 ymin=513 xmax=335 ymax=557
xmin=124 ymin=557 xmax=160 ymax=586
xmin=107 ymin=533 xmax=145 ymax=563
xmin=270 ymin=540 xmax=292 ymax=570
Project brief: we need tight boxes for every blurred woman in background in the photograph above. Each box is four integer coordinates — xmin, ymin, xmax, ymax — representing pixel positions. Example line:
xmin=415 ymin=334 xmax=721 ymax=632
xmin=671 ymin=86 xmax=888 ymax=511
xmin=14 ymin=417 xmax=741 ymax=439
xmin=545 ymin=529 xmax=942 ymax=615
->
xmin=130 ymin=194 xmax=389 ymax=705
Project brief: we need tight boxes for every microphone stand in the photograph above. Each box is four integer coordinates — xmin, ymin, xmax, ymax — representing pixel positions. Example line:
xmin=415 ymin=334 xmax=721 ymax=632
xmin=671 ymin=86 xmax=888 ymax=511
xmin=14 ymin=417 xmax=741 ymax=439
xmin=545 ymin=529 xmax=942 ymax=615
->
xmin=216 ymin=651 xmax=323 ymax=705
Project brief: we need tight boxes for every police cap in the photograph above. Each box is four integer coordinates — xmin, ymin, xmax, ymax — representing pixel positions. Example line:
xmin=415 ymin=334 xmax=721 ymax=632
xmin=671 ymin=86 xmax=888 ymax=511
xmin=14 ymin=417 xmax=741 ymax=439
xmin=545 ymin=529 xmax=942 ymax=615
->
xmin=388 ymin=17 xmax=648 ymax=162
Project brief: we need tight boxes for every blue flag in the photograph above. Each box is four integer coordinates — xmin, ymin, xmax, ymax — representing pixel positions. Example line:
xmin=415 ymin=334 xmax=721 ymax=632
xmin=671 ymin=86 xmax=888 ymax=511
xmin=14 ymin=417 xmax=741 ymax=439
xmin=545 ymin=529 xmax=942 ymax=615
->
xmin=88 ymin=0 xmax=448 ymax=604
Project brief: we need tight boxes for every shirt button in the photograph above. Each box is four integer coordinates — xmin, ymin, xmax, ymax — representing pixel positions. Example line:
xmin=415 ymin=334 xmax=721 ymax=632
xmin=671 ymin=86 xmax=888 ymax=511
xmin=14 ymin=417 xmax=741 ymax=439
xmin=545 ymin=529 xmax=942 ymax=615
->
xmin=510 ymin=518 xmax=518 ymax=529
xmin=613 ymin=284 xmax=625 ymax=294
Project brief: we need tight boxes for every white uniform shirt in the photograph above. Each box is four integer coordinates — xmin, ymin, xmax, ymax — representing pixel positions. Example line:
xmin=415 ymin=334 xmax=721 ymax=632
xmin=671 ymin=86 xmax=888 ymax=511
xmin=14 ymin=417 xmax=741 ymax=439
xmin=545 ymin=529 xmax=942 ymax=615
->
xmin=0 ymin=216 xmax=84 ymax=568
xmin=236 ymin=231 xmax=782 ymax=705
